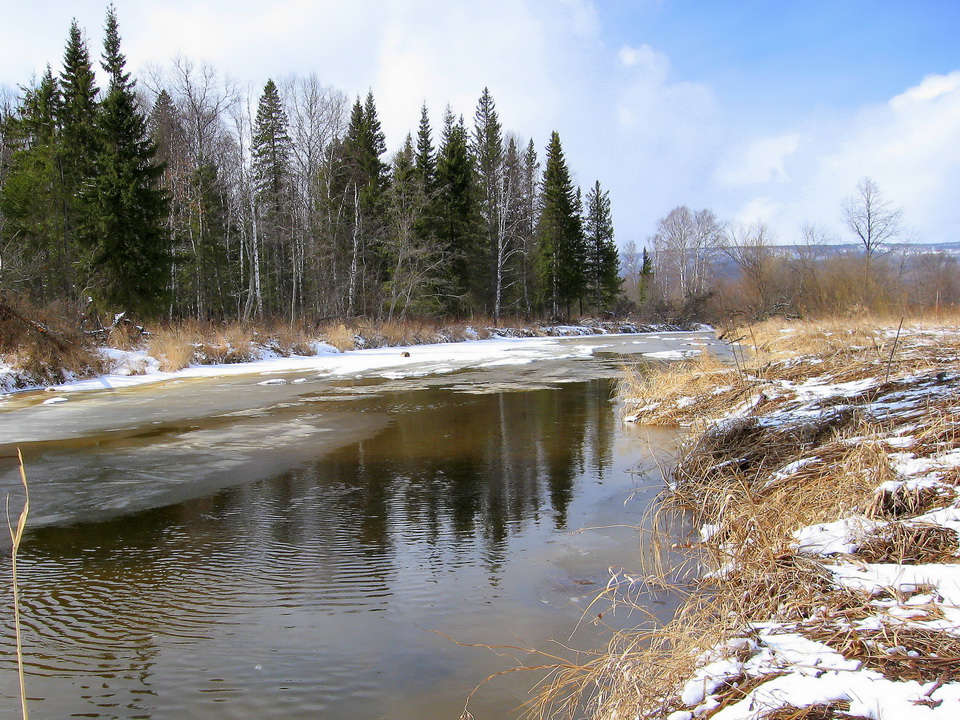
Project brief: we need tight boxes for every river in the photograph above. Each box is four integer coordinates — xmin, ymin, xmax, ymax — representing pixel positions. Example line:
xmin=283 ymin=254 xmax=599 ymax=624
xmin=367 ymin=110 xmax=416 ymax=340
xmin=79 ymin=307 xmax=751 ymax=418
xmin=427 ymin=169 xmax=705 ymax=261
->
xmin=0 ymin=332 xmax=728 ymax=719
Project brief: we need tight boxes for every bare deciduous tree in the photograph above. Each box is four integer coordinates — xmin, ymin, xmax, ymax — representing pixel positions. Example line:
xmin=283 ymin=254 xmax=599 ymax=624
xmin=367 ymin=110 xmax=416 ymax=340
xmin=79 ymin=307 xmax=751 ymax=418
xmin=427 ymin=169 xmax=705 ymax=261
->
xmin=650 ymin=205 xmax=723 ymax=305
xmin=841 ymin=176 xmax=903 ymax=258
xmin=723 ymin=221 xmax=789 ymax=319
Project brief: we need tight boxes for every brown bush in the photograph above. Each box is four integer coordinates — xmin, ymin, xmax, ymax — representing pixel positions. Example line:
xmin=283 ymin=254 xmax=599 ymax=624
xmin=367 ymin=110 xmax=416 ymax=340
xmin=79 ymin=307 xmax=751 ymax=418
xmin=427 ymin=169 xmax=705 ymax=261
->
xmin=0 ymin=296 xmax=104 ymax=386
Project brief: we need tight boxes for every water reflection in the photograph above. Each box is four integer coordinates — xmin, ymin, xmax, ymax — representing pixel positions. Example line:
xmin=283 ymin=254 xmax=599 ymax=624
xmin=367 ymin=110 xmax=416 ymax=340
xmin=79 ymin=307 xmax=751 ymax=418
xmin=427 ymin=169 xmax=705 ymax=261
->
xmin=0 ymin=376 xmax=681 ymax=720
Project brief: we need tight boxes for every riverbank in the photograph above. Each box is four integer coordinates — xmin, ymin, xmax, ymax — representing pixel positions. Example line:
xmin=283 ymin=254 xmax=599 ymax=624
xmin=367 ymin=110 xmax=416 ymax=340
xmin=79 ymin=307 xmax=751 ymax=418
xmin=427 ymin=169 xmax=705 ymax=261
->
xmin=570 ymin=317 xmax=960 ymax=719
xmin=0 ymin=314 xmax=690 ymax=393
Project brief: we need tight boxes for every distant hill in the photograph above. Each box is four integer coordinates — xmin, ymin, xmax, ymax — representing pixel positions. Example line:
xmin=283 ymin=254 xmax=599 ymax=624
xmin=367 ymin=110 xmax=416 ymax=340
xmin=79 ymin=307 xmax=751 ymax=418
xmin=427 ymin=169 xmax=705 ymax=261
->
xmin=704 ymin=241 xmax=960 ymax=281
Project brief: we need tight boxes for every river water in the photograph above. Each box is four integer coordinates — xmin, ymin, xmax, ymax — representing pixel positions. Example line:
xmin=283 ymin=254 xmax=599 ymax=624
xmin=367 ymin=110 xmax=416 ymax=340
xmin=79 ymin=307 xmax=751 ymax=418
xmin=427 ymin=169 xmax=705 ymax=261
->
xmin=0 ymin=332 xmax=727 ymax=719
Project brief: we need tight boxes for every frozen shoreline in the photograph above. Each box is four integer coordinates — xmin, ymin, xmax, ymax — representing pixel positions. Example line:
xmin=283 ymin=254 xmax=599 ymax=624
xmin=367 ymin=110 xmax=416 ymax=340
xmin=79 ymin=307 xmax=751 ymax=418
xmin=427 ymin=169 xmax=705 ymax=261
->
xmin=613 ymin=322 xmax=960 ymax=720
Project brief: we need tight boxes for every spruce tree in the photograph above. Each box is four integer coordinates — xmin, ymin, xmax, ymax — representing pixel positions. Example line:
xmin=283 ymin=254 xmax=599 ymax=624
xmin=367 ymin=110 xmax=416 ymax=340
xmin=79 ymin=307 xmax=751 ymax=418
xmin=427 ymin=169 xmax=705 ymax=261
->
xmin=434 ymin=107 xmax=481 ymax=315
xmin=335 ymin=91 xmax=389 ymax=315
xmin=414 ymin=102 xmax=436 ymax=190
xmin=518 ymin=139 xmax=540 ymax=316
xmin=472 ymin=87 xmax=503 ymax=312
xmin=638 ymin=246 xmax=654 ymax=306
xmin=252 ymin=78 xmax=293 ymax=316
xmin=536 ymin=131 xmax=584 ymax=318
xmin=412 ymin=102 xmax=439 ymax=255
xmin=583 ymin=180 xmax=621 ymax=312
xmin=59 ymin=18 xmax=100 ymax=268
xmin=383 ymin=134 xmax=439 ymax=318
xmin=0 ymin=68 xmax=71 ymax=300
xmin=85 ymin=5 xmax=169 ymax=315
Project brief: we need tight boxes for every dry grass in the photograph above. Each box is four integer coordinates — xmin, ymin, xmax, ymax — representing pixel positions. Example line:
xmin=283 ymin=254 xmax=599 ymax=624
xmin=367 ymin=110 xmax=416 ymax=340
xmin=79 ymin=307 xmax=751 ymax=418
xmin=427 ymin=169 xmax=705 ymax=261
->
xmin=148 ymin=320 xmax=320 ymax=370
xmin=0 ymin=297 xmax=105 ymax=386
xmin=855 ymin=522 xmax=959 ymax=564
xmin=105 ymin=320 xmax=146 ymax=351
xmin=759 ymin=701 xmax=868 ymax=720
xmin=319 ymin=322 xmax=358 ymax=351
xmin=531 ymin=603 xmax=734 ymax=720
xmin=261 ymin=320 xmax=316 ymax=356
xmin=535 ymin=315 xmax=960 ymax=720
xmin=147 ymin=324 xmax=198 ymax=371
xmin=2 ymin=308 xmax=632 ymax=384
xmin=804 ymin=623 xmax=960 ymax=683
xmin=869 ymin=483 xmax=953 ymax=519
xmin=8 ymin=450 xmax=30 ymax=720
xmin=622 ymin=352 xmax=749 ymax=426
xmin=195 ymin=324 xmax=257 ymax=364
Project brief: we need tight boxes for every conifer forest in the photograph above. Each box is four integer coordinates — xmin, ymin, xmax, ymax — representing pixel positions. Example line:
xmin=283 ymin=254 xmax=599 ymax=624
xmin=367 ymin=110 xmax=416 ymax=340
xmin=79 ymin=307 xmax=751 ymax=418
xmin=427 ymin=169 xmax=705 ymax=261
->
xmin=0 ymin=8 xmax=622 ymax=323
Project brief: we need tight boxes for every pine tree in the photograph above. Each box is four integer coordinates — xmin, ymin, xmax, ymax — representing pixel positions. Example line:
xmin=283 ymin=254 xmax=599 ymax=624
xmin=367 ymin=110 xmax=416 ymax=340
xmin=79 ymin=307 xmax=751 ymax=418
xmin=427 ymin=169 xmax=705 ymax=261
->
xmin=536 ymin=131 xmax=584 ymax=318
xmin=252 ymin=78 xmax=293 ymax=316
xmin=84 ymin=5 xmax=169 ymax=315
xmin=472 ymin=87 xmax=503 ymax=312
xmin=434 ymin=107 xmax=481 ymax=315
xmin=414 ymin=102 xmax=436 ymax=190
xmin=334 ymin=91 xmax=389 ymax=315
xmin=59 ymin=18 xmax=100 ymax=269
xmin=583 ymin=180 xmax=621 ymax=312
xmin=0 ymin=68 xmax=69 ymax=299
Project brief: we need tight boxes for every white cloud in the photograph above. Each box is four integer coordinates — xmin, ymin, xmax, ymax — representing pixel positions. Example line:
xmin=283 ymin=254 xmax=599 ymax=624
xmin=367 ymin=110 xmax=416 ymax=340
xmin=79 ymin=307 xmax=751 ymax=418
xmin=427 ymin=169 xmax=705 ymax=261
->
xmin=725 ymin=71 xmax=960 ymax=245
xmin=717 ymin=133 xmax=801 ymax=185
xmin=370 ymin=1 xmax=558 ymax=150
xmin=618 ymin=44 xmax=669 ymax=78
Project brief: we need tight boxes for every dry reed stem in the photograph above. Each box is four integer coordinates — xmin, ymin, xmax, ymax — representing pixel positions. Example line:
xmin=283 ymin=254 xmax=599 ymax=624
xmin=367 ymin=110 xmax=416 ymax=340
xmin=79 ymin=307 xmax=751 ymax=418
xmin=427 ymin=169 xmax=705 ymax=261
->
xmin=7 ymin=449 xmax=30 ymax=720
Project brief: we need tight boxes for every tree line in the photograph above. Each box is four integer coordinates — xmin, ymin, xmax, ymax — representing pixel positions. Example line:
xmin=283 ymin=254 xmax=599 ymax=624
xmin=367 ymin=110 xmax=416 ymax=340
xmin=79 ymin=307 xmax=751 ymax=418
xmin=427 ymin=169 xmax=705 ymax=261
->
xmin=0 ymin=7 xmax=622 ymax=324
xmin=622 ymin=177 xmax=959 ymax=322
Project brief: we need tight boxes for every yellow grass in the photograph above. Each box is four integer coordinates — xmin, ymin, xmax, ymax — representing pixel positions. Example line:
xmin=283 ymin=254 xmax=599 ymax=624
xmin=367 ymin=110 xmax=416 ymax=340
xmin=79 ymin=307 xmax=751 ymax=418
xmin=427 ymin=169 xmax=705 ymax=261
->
xmin=535 ymin=315 xmax=960 ymax=720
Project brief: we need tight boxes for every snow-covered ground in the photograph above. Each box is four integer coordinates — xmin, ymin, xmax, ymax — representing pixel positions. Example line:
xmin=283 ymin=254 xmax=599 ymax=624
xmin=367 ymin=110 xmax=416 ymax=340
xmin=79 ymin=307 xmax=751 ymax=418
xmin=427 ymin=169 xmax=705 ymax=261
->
xmin=0 ymin=325 xmax=726 ymax=400
xmin=623 ymin=324 xmax=960 ymax=720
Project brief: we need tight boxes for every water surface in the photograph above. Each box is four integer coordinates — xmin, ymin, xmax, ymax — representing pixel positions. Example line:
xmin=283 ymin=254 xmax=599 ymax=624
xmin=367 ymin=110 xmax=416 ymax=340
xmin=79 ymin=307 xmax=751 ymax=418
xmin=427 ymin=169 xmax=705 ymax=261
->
xmin=0 ymin=336 xmax=707 ymax=719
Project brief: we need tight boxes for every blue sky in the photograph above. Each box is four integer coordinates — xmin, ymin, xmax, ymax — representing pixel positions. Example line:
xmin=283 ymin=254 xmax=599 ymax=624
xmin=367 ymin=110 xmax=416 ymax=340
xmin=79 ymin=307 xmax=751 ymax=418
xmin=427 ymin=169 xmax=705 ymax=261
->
xmin=603 ymin=1 xmax=960 ymax=111
xmin=2 ymin=1 xmax=959 ymax=247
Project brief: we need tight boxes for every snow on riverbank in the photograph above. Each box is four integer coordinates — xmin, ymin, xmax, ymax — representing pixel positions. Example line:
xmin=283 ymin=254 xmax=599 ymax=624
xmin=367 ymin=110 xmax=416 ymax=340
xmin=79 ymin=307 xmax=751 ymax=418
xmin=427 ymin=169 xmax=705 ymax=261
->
xmin=617 ymin=322 xmax=960 ymax=720
xmin=0 ymin=335 xmax=583 ymax=397
xmin=0 ymin=323 xmax=710 ymax=399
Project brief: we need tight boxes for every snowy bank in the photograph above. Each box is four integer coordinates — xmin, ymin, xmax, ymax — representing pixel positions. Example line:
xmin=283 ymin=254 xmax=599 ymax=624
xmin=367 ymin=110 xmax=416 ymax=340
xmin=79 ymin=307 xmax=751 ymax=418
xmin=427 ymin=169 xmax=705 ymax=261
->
xmin=599 ymin=321 xmax=960 ymax=720
xmin=0 ymin=320 xmax=696 ymax=395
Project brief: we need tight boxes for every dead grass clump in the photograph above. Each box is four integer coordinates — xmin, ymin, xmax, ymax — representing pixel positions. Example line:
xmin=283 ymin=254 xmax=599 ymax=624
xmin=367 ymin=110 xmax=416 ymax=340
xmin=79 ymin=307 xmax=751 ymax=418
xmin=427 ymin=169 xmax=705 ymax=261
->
xmin=622 ymin=353 xmax=749 ymax=425
xmin=708 ymin=552 xmax=867 ymax=625
xmin=805 ymin=624 xmax=960 ymax=683
xmin=374 ymin=318 xmax=444 ymax=346
xmin=703 ymin=672 xmax=789 ymax=718
xmin=759 ymin=701 xmax=868 ymax=720
xmin=855 ymin=522 xmax=959 ymax=564
xmin=0 ymin=296 xmax=105 ymax=385
xmin=321 ymin=323 xmax=357 ymax=351
xmin=195 ymin=324 xmax=256 ymax=364
xmin=106 ymin=319 xmax=147 ymax=351
xmin=869 ymin=484 xmax=954 ymax=519
xmin=147 ymin=324 xmax=197 ymax=371
xmin=261 ymin=320 xmax=317 ymax=356
xmin=672 ymin=410 xmax=867 ymax=508
xmin=542 ymin=603 xmax=732 ymax=720
xmin=911 ymin=404 xmax=960 ymax=458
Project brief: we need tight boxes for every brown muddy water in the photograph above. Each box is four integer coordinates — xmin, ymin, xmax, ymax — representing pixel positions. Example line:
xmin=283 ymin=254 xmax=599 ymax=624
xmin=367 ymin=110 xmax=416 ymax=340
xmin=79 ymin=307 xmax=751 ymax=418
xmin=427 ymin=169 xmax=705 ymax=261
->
xmin=0 ymin=337 xmax=718 ymax=719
